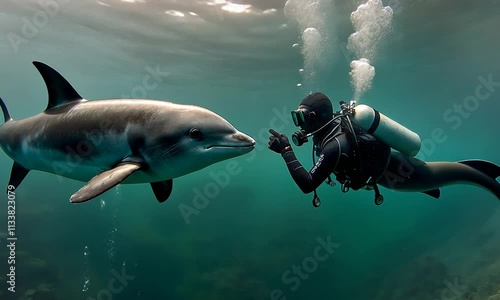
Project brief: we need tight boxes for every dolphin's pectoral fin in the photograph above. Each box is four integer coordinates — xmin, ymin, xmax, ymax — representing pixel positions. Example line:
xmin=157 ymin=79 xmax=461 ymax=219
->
xmin=458 ymin=160 xmax=500 ymax=180
xmin=421 ymin=188 xmax=441 ymax=199
xmin=7 ymin=162 xmax=30 ymax=192
xmin=70 ymin=163 xmax=141 ymax=204
xmin=150 ymin=180 xmax=173 ymax=203
xmin=32 ymin=61 xmax=84 ymax=111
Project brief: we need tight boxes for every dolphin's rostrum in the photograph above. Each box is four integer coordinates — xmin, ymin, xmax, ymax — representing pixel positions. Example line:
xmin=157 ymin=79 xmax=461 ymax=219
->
xmin=0 ymin=62 xmax=255 ymax=203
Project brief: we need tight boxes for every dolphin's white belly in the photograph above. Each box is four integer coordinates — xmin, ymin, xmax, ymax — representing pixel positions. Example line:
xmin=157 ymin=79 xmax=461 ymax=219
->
xmin=13 ymin=142 xmax=120 ymax=182
xmin=8 ymin=134 xmax=187 ymax=184
xmin=7 ymin=130 xmax=139 ymax=183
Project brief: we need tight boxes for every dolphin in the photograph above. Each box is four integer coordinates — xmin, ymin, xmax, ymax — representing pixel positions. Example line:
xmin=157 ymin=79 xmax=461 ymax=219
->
xmin=0 ymin=61 xmax=255 ymax=203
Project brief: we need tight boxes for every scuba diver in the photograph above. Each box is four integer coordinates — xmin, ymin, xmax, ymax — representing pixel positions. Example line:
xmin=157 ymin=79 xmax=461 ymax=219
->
xmin=268 ymin=92 xmax=500 ymax=207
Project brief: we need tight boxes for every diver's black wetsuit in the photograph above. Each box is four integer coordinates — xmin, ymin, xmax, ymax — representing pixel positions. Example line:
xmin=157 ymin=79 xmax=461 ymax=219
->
xmin=280 ymin=121 xmax=391 ymax=194
xmin=271 ymin=92 xmax=500 ymax=201
xmin=281 ymin=133 xmax=349 ymax=193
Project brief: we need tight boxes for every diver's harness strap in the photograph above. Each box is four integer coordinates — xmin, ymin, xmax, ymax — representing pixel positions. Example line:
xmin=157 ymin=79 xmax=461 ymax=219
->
xmin=311 ymin=100 xmax=384 ymax=208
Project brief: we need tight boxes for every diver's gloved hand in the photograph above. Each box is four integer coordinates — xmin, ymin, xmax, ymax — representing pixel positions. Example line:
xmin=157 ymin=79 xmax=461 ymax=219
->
xmin=268 ymin=129 xmax=292 ymax=155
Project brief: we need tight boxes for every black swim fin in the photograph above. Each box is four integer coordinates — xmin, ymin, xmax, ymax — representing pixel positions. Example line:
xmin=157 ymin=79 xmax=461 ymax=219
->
xmin=458 ymin=160 xmax=500 ymax=180
xmin=421 ymin=188 xmax=441 ymax=199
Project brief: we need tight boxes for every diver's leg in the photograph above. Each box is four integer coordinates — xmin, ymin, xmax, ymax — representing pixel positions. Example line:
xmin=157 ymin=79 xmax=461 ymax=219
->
xmin=377 ymin=152 xmax=500 ymax=200
xmin=377 ymin=152 xmax=429 ymax=191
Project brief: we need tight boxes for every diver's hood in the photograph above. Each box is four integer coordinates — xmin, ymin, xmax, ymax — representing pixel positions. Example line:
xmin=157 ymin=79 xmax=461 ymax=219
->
xmin=299 ymin=92 xmax=334 ymax=133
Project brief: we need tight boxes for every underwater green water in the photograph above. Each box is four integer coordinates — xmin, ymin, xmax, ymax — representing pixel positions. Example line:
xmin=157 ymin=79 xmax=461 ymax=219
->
xmin=0 ymin=0 xmax=499 ymax=299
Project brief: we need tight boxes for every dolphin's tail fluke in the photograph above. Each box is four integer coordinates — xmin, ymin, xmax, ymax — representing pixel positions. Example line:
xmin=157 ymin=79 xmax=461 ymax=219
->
xmin=0 ymin=97 xmax=12 ymax=123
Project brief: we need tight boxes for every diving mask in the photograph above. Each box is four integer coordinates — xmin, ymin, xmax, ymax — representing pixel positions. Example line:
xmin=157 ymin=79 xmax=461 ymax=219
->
xmin=291 ymin=107 xmax=315 ymax=127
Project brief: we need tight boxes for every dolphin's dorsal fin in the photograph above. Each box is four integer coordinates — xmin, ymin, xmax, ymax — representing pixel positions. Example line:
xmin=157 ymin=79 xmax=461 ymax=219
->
xmin=0 ymin=97 xmax=12 ymax=122
xmin=32 ymin=61 xmax=83 ymax=111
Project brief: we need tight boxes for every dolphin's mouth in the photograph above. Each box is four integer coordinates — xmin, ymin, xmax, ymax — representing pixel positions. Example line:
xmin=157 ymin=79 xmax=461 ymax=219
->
xmin=205 ymin=143 xmax=255 ymax=150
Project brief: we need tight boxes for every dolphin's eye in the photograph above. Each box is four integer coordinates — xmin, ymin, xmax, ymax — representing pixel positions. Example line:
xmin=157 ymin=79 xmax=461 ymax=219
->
xmin=189 ymin=128 xmax=203 ymax=140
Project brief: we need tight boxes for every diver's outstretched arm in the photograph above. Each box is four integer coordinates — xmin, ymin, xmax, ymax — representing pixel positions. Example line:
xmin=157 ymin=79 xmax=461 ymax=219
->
xmin=280 ymin=139 xmax=342 ymax=194
xmin=377 ymin=152 xmax=500 ymax=200
xmin=269 ymin=129 xmax=340 ymax=194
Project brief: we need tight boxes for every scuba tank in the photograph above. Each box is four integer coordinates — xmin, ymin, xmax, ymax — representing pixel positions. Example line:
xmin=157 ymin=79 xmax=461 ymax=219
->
xmin=350 ymin=103 xmax=421 ymax=157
